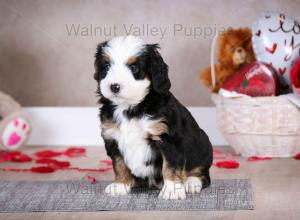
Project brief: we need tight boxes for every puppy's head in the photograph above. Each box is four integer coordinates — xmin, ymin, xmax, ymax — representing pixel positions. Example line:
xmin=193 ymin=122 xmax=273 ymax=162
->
xmin=94 ymin=36 xmax=170 ymax=106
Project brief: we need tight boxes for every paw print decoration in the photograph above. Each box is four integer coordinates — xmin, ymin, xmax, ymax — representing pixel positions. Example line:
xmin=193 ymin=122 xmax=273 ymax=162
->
xmin=1 ymin=118 xmax=31 ymax=150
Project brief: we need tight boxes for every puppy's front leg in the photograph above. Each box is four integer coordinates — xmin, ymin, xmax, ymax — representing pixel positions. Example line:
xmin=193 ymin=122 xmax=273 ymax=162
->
xmin=103 ymin=139 xmax=133 ymax=196
xmin=105 ymin=156 xmax=134 ymax=196
xmin=158 ymin=156 xmax=186 ymax=200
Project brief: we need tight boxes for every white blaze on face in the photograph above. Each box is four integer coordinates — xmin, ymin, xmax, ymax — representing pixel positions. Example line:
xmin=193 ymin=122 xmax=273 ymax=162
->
xmin=100 ymin=36 xmax=151 ymax=106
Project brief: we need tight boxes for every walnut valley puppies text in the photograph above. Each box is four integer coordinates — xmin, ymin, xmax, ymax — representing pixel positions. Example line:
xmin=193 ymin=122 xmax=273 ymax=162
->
xmin=65 ymin=23 xmax=226 ymax=40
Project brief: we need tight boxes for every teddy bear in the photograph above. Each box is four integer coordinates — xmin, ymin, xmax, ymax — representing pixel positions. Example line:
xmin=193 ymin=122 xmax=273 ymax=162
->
xmin=200 ymin=27 xmax=256 ymax=92
xmin=0 ymin=91 xmax=31 ymax=151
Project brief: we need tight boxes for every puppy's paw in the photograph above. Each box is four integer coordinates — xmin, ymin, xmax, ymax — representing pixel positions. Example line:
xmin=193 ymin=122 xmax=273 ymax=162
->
xmin=158 ymin=180 xmax=186 ymax=200
xmin=184 ymin=176 xmax=202 ymax=194
xmin=104 ymin=182 xmax=131 ymax=196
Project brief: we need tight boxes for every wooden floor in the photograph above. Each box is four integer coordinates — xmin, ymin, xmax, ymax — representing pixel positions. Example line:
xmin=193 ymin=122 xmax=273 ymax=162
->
xmin=0 ymin=146 xmax=300 ymax=220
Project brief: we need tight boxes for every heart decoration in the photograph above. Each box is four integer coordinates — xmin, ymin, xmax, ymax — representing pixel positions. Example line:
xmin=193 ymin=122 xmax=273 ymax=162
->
xmin=265 ymin=43 xmax=277 ymax=54
xmin=252 ymin=12 xmax=300 ymax=85
xmin=221 ymin=62 xmax=278 ymax=97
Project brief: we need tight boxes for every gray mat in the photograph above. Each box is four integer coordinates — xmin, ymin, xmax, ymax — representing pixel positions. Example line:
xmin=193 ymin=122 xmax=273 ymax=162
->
xmin=0 ymin=179 xmax=254 ymax=212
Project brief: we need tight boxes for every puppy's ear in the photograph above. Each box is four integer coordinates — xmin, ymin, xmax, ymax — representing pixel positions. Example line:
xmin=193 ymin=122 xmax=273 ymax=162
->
xmin=94 ymin=41 xmax=107 ymax=81
xmin=146 ymin=44 xmax=171 ymax=95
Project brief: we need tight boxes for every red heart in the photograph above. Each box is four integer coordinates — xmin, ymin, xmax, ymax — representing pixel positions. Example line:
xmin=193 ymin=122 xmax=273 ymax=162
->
xmin=279 ymin=67 xmax=287 ymax=75
xmin=221 ymin=62 xmax=278 ymax=97
xmin=265 ymin=43 xmax=277 ymax=54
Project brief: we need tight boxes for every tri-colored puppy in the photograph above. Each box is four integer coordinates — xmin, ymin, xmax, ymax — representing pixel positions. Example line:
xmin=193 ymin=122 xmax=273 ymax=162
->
xmin=94 ymin=36 xmax=213 ymax=200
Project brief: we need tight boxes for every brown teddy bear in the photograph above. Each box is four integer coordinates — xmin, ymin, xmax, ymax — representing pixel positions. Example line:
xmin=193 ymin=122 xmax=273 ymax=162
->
xmin=200 ymin=27 xmax=256 ymax=92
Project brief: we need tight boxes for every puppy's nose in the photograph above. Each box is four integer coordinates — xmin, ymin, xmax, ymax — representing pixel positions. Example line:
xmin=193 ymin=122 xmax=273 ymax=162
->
xmin=110 ymin=83 xmax=120 ymax=94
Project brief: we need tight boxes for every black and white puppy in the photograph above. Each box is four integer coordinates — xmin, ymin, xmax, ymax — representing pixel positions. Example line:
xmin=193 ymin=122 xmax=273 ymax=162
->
xmin=94 ymin=36 xmax=213 ymax=200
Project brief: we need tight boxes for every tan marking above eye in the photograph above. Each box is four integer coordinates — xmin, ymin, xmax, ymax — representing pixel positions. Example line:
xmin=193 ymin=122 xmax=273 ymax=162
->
xmin=127 ymin=56 xmax=137 ymax=65
xmin=104 ymin=54 xmax=111 ymax=63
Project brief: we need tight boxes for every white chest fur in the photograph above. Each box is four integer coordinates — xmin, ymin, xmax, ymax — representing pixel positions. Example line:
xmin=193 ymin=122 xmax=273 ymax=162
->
xmin=102 ymin=106 xmax=157 ymax=178
xmin=117 ymin=116 xmax=155 ymax=178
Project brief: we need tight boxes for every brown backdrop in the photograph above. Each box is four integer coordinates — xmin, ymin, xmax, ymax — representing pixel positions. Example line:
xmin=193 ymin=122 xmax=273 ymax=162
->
xmin=0 ymin=0 xmax=298 ymax=106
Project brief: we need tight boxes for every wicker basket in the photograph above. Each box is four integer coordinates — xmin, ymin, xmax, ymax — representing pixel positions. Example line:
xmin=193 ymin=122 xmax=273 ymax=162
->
xmin=209 ymin=33 xmax=300 ymax=157
xmin=212 ymin=94 xmax=300 ymax=157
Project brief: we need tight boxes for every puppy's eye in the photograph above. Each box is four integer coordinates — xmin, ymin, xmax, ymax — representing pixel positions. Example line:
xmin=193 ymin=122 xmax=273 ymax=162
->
xmin=103 ymin=62 xmax=110 ymax=71
xmin=129 ymin=64 xmax=139 ymax=74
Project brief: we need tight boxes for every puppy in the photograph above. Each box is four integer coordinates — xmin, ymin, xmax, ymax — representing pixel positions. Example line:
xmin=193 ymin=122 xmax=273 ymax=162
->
xmin=94 ymin=36 xmax=213 ymax=200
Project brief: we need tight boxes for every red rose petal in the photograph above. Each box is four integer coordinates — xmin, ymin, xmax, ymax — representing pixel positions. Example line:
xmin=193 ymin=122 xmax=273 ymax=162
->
xmin=100 ymin=160 xmax=113 ymax=166
xmin=35 ymin=158 xmax=57 ymax=164
xmin=31 ymin=166 xmax=55 ymax=173
xmin=10 ymin=153 xmax=32 ymax=162
xmin=35 ymin=150 xmax=62 ymax=158
xmin=35 ymin=158 xmax=70 ymax=168
xmin=247 ymin=156 xmax=272 ymax=162
xmin=54 ymin=160 xmax=70 ymax=168
xmin=64 ymin=147 xmax=86 ymax=158
xmin=216 ymin=160 xmax=240 ymax=169
xmin=213 ymin=150 xmax=222 ymax=155
xmin=87 ymin=175 xmax=96 ymax=184
xmin=2 ymin=151 xmax=22 ymax=161
xmin=294 ymin=153 xmax=300 ymax=160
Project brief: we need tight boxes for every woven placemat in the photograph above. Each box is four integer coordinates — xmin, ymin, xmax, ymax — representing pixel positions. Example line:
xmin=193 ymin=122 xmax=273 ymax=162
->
xmin=0 ymin=179 xmax=254 ymax=212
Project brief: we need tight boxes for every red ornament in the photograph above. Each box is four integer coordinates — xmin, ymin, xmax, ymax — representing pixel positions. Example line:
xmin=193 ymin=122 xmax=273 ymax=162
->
xmin=64 ymin=147 xmax=86 ymax=158
xmin=216 ymin=160 xmax=240 ymax=169
xmin=221 ymin=62 xmax=278 ymax=97
xmin=35 ymin=150 xmax=62 ymax=158
xmin=294 ymin=153 xmax=300 ymax=160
